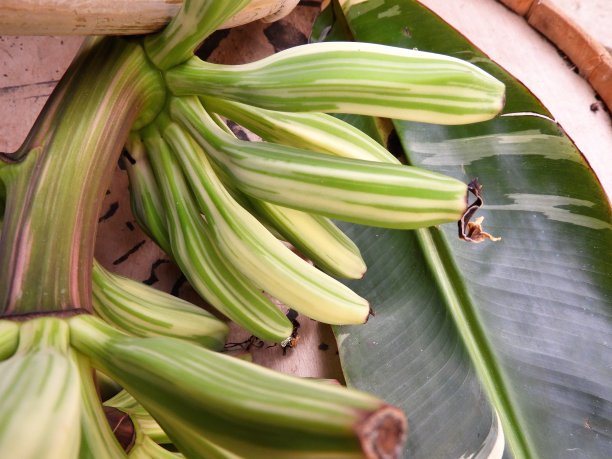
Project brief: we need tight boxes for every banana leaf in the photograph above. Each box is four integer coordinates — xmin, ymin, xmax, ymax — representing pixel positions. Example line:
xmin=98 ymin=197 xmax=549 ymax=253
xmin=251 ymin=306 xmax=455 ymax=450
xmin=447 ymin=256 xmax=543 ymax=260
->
xmin=314 ymin=1 xmax=612 ymax=458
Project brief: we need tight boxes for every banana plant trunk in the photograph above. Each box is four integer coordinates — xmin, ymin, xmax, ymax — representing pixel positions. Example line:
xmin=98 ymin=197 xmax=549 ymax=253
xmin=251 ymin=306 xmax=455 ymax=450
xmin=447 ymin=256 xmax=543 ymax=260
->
xmin=0 ymin=38 xmax=163 ymax=316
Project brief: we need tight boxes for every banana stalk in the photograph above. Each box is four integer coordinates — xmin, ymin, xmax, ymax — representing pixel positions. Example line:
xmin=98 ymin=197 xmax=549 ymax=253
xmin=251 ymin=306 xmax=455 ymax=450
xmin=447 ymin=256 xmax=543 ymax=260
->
xmin=160 ymin=118 xmax=370 ymax=325
xmin=143 ymin=125 xmax=294 ymax=341
xmin=0 ymin=318 xmax=81 ymax=459
xmin=0 ymin=37 xmax=165 ymax=315
xmin=172 ymin=96 xmax=469 ymax=230
xmin=92 ymin=260 xmax=229 ymax=349
xmin=167 ymin=41 xmax=505 ymax=125
xmin=70 ymin=314 xmax=407 ymax=459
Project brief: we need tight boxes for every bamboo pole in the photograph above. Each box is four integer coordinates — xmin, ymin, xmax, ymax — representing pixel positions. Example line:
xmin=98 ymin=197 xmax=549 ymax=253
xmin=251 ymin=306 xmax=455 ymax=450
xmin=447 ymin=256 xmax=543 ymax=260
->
xmin=0 ymin=0 xmax=300 ymax=35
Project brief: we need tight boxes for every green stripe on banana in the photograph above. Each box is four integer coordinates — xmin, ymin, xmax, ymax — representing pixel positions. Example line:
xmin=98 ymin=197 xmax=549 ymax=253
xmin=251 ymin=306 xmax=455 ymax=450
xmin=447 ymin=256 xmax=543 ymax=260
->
xmin=70 ymin=315 xmax=407 ymax=459
xmin=167 ymin=41 xmax=505 ymax=125
xmin=0 ymin=318 xmax=81 ymax=459
xmin=124 ymin=134 xmax=172 ymax=254
xmin=160 ymin=119 xmax=370 ymax=325
xmin=92 ymin=260 xmax=228 ymax=350
xmin=144 ymin=0 xmax=251 ymax=71
xmin=142 ymin=125 xmax=294 ymax=342
xmin=172 ymin=96 xmax=468 ymax=229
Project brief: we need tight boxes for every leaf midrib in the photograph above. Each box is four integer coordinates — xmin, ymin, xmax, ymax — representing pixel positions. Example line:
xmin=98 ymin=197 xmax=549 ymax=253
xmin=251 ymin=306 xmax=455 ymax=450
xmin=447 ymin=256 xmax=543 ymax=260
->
xmin=414 ymin=226 xmax=534 ymax=459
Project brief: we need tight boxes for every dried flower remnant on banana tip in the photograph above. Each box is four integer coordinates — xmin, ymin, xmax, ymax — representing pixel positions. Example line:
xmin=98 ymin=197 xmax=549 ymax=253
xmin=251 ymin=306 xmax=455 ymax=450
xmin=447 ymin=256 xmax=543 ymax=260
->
xmin=459 ymin=179 xmax=501 ymax=243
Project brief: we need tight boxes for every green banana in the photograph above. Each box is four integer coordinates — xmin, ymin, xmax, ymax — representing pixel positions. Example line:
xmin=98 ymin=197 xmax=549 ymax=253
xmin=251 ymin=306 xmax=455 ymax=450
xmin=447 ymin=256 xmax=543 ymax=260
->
xmin=172 ymin=96 xmax=468 ymax=230
xmin=129 ymin=435 xmax=184 ymax=459
xmin=201 ymin=96 xmax=397 ymax=163
xmin=92 ymin=260 xmax=228 ymax=350
xmin=76 ymin=353 xmax=127 ymax=459
xmin=167 ymin=41 xmax=505 ymax=125
xmin=204 ymin=107 xmax=367 ymax=279
xmin=160 ymin=118 xmax=370 ymax=325
xmin=144 ymin=0 xmax=251 ymax=71
xmin=107 ymin=390 xmax=234 ymax=459
xmin=70 ymin=314 xmax=407 ymax=459
xmin=250 ymin=199 xmax=367 ymax=279
xmin=142 ymin=124 xmax=294 ymax=341
xmin=105 ymin=390 xmax=170 ymax=444
xmin=0 ymin=318 xmax=81 ymax=459
xmin=124 ymin=134 xmax=172 ymax=254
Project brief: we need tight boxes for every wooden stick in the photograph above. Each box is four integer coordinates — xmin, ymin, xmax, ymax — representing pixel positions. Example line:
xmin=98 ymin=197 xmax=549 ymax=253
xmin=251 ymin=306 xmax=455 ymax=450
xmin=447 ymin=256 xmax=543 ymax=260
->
xmin=0 ymin=0 xmax=299 ymax=35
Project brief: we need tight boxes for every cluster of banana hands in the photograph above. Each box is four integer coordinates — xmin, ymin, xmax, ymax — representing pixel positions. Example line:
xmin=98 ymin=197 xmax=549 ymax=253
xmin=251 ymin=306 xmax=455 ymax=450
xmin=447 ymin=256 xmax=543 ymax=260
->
xmin=0 ymin=1 xmax=505 ymax=458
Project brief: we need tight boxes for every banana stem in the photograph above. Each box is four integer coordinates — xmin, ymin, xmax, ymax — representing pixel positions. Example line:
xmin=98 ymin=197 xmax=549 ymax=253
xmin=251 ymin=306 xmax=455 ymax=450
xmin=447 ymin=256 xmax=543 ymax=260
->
xmin=144 ymin=0 xmax=251 ymax=70
xmin=0 ymin=38 xmax=164 ymax=316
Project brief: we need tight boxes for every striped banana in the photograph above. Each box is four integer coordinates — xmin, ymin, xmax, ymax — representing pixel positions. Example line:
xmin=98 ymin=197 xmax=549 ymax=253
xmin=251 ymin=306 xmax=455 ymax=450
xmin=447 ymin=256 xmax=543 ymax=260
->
xmin=105 ymin=390 xmax=170 ymax=444
xmin=136 ymin=407 xmax=279 ymax=459
xmin=250 ymin=199 xmax=367 ymax=279
xmin=171 ymin=96 xmax=468 ymax=229
xmin=160 ymin=118 xmax=370 ymax=325
xmin=69 ymin=314 xmax=407 ymax=459
xmin=201 ymin=96 xmax=398 ymax=163
xmin=0 ymin=318 xmax=81 ymax=459
xmin=76 ymin=353 xmax=127 ymax=459
xmin=167 ymin=41 xmax=505 ymax=125
xmin=91 ymin=260 xmax=229 ymax=350
xmin=129 ymin=435 xmax=184 ymax=459
xmin=204 ymin=107 xmax=367 ymax=279
xmin=124 ymin=134 xmax=172 ymax=254
xmin=142 ymin=124 xmax=294 ymax=341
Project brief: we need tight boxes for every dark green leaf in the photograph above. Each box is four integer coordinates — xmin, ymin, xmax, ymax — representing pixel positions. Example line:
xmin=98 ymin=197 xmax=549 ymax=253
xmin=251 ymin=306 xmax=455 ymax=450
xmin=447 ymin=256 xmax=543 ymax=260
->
xmin=321 ymin=1 xmax=612 ymax=458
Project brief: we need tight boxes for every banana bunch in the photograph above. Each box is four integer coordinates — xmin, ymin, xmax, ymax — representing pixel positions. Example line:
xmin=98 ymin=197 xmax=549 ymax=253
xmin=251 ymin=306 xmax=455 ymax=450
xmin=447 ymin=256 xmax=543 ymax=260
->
xmin=115 ymin=38 xmax=503 ymax=341
xmin=0 ymin=0 xmax=506 ymax=457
